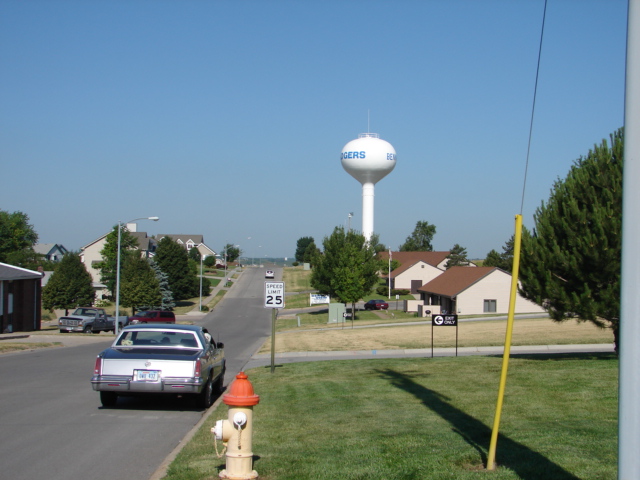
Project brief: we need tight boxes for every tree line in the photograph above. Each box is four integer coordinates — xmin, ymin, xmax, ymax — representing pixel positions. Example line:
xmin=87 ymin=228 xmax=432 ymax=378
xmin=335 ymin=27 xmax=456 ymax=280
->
xmin=0 ymin=215 xmax=211 ymax=315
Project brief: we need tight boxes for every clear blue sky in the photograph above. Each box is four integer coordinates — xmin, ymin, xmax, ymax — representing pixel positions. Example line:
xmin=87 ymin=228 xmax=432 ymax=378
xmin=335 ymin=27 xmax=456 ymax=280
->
xmin=0 ymin=0 xmax=628 ymax=260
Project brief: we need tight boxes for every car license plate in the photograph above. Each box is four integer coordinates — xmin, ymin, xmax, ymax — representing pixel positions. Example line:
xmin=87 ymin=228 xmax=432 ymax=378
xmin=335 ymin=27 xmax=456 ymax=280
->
xmin=134 ymin=370 xmax=159 ymax=381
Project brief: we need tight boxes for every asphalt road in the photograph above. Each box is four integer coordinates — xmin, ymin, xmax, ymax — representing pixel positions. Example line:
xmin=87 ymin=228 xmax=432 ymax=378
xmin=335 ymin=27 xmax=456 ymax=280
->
xmin=0 ymin=266 xmax=273 ymax=480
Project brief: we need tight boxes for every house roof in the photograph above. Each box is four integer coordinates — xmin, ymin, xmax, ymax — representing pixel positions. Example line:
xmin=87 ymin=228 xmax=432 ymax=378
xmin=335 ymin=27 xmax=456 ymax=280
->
xmin=378 ymin=251 xmax=450 ymax=278
xmin=383 ymin=260 xmax=435 ymax=279
xmin=417 ymin=266 xmax=500 ymax=297
xmin=157 ymin=234 xmax=204 ymax=245
xmin=82 ymin=231 xmax=153 ymax=251
xmin=0 ymin=262 xmax=43 ymax=281
xmin=34 ymin=243 xmax=68 ymax=256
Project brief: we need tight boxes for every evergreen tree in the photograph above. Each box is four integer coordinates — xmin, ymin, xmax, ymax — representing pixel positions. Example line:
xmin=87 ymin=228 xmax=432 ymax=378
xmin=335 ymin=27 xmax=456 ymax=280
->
xmin=484 ymin=236 xmax=514 ymax=271
xmin=119 ymin=256 xmax=162 ymax=313
xmin=445 ymin=244 xmax=469 ymax=269
xmin=311 ymin=226 xmax=381 ymax=318
xmin=150 ymin=261 xmax=175 ymax=310
xmin=519 ymin=128 xmax=623 ymax=351
xmin=483 ymin=249 xmax=503 ymax=268
xmin=155 ymin=237 xmax=199 ymax=301
xmin=399 ymin=220 xmax=437 ymax=251
xmin=295 ymin=237 xmax=314 ymax=262
xmin=42 ymin=253 xmax=95 ymax=314
xmin=95 ymin=225 xmax=139 ymax=296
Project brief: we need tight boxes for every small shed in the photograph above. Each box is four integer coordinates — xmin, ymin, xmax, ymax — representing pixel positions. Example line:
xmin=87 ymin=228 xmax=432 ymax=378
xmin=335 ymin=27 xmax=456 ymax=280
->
xmin=0 ymin=262 xmax=43 ymax=333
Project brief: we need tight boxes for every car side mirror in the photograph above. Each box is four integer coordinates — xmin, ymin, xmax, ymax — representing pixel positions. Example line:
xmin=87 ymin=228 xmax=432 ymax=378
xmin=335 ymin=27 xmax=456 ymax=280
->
xmin=216 ymin=342 xmax=224 ymax=349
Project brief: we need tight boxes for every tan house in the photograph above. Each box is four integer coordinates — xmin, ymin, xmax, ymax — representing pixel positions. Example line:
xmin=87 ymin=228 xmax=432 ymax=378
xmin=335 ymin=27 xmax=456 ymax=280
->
xmin=416 ymin=266 xmax=545 ymax=316
xmin=80 ymin=223 xmax=156 ymax=300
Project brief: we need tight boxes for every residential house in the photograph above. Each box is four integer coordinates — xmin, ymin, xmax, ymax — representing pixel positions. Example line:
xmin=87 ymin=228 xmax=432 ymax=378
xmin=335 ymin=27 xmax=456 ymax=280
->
xmin=416 ymin=266 xmax=545 ymax=316
xmin=379 ymin=251 xmax=452 ymax=294
xmin=0 ymin=262 xmax=42 ymax=332
xmin=156 ymin=234 xmax=216 ymax=259
xmin=33 ymin=243 xmax=68 ymax=262
xmin=80 ymin=223 xmax=156 ymax=300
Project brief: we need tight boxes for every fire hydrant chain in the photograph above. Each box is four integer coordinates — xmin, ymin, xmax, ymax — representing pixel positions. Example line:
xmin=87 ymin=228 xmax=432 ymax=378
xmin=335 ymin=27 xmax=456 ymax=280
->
xmin=214 ymin=434 xmax=227 ymax=458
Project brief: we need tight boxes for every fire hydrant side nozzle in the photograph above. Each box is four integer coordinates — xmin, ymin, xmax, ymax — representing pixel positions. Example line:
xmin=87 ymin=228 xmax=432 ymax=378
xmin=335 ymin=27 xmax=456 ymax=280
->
xmin=212 ymin=372 xmax=260 ymax=480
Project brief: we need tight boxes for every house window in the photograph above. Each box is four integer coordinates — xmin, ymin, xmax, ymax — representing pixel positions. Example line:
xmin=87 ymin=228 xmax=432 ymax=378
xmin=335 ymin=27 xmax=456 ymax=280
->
xmin=484 ymin=299 xmax=497 ymax=313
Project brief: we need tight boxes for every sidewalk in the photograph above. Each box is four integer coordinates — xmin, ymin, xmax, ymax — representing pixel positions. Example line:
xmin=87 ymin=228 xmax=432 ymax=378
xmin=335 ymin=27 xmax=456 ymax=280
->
xmin=245 ymin=343 xmax=615 ymax=369
xmin=183 ymin=266 xmax=242 ymax=317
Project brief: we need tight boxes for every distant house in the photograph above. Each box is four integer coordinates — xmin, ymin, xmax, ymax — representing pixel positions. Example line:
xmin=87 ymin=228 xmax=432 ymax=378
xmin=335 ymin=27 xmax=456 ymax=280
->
xmin=156 ymin=234 xmax=217 ymax=259
xmin=80 ymin=223 xmax=156 ymax=300
xmin=416 ymin=266 xmax=544 ymax=316
xmin=33 ymin=243 xmax=68 ymax=262
xmin=0 ymin=262 xmax=42 ymax=332
xmin=379 ymin=251 xmax=451 ymax=294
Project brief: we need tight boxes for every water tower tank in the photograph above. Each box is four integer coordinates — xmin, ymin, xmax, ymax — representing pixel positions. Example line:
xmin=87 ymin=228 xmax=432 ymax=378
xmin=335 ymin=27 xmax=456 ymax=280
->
xmin=341 ymin=133 xmax=396 ymax=241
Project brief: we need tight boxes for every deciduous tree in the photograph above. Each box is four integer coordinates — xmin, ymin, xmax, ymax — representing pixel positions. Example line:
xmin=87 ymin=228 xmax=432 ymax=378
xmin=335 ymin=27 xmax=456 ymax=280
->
xmin=0 ymin=210 xmax=38 ymax=265
xmin=155 ymin=237 xmax=199 ymax=301
xmin=42 ymin=253 xmax=95 ymax=314
xmin=399 ymin=221 xmax=437 ymax=251
xmin=311 ymin=226 xmax=381 ymax=318
xmin=95 ymin=225 xmax=139 ymax=297
xmin=519 ymin=129 xmax=623 ymax=351
xmin=295 ymin=237 xmax=315 ymax=262
xmin=119 ymin=256 xmax=162 ymax=313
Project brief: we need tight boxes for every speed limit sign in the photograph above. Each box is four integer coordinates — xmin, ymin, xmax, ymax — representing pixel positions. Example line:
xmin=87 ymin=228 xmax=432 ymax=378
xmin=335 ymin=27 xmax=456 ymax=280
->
xmin=265 ymin=281 xmax=285 ymax=308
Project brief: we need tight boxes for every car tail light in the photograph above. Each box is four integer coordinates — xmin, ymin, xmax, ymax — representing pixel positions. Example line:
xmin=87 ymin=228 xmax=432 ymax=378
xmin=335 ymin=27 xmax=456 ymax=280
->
xmin=94 ymin=356 xmax=102 ymax=375
xmin=194 ymin=359 xmax=202 ymax=378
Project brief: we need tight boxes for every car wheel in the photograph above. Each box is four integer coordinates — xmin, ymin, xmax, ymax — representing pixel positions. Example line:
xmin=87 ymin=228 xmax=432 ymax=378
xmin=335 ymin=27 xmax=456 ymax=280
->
xmin=197 ymin=375 xmax=214 ymax=409
xmin=214 ymin=367 xmax=225 ymax=395
xmin=59 ymin=329 xmax=67 ymax=333
xmin=100 ymin=391 xmax=118 ymax=407
xmin=83 ymin=325 xmax=92 ymax=334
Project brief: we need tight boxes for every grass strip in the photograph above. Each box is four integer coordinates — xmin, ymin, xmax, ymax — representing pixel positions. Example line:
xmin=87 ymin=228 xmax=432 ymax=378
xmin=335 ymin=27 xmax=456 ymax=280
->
xmin=259 ymin=317 xmax=613 ymax=354
xmin=164 ymin=354 xmax=617 ymax=479
xmin=0 ymin=342 xmax=63 ymax=354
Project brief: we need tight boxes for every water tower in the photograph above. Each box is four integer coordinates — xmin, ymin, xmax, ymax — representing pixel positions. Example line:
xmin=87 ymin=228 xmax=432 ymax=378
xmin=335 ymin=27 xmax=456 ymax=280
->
xmin=341 ymin=133 xmax=396 ymax=241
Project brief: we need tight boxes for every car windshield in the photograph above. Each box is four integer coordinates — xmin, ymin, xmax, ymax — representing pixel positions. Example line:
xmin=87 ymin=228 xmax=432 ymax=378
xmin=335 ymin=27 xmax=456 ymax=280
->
xmin=115 ymin=330 xmax=200 ymax=348
xmin=135 ymin=311 xmax=152 ymax=318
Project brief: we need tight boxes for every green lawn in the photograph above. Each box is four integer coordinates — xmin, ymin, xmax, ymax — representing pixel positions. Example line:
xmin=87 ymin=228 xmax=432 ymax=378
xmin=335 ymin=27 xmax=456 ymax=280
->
xmin=164 ymin=353 xmax=617 ymax=480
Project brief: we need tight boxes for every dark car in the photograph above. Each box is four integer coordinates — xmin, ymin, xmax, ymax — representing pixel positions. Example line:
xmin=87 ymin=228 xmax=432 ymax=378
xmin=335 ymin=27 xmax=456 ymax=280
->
xmin=364 ymin=299 xmax=389 ymax=310
xmin=128 ymin=310 xmax=176 ymax=324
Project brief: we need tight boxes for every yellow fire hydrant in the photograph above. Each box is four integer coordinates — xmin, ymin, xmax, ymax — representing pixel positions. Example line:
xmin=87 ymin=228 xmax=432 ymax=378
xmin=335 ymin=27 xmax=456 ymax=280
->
xmin=212 ymin=372 xmax=260 ymax=479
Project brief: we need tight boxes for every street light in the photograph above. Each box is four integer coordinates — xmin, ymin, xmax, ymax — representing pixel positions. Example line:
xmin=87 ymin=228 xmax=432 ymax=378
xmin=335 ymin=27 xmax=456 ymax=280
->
xmin=114 ymin=216 xmax=159 ymax=337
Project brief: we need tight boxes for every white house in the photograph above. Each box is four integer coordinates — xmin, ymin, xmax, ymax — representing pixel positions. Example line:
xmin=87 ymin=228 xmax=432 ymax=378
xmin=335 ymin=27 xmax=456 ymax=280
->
xmin=156 ymin=234 xmax=216 ymax=259
xmin=416 ymin=266 xmax=545 ymax=316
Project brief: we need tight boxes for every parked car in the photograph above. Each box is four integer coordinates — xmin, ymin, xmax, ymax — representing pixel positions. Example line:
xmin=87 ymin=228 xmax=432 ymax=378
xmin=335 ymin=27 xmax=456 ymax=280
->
xmin=265 ymin=270 xmax=274 ymax=279
xmin=364 ymin=299 xmax=389 ymax=310
xmin=91 ymin=324 xmax=225 ymax=408
xmin=128 ymin=310 xmax=176 ymax=324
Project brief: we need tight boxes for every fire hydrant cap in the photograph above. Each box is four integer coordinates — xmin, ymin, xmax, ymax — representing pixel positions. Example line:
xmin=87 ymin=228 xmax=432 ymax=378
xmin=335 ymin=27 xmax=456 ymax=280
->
xmin=223 ymin=372 xmax=260 ymax=406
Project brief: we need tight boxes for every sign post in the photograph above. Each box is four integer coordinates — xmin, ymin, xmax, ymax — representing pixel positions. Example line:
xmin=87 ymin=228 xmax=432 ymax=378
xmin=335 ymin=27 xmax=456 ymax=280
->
xmin=431 ymin=314 xmax=459 ymax=358
xmin=265 ymin=282 xmax=285 ymax=373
